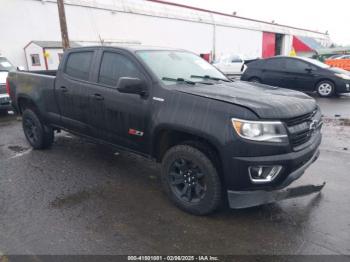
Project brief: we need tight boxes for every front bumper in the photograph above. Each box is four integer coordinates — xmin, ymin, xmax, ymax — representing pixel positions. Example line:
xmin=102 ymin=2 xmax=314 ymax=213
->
xmin=335 ymin=79 xmax=350 ymax=93
xmin=227 ymin=149 xmax=325 ymax=208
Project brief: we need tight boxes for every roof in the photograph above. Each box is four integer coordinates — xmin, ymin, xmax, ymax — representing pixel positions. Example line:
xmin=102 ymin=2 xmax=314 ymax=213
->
xmin=297 ymin=36 xmax=323 ymax=50
xmin=147 ymin=0 xmax=326 ymax=35
xmin=28 ymin=41 xmax=80 ymax=49
xmin=69 ymin=45 xmax=183 ymax=52
xmin=316 ymin=46 xmax=350 ymax=55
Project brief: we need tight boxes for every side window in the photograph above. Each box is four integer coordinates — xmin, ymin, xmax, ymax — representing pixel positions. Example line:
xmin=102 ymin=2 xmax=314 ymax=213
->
xmin=98 ymin=52 xmax=143 ymax=87
xmin=285 ymin=59 xmax=308 ymax=72
xmin=231 ymin=55 xmax=242 ymax=63
xmin=64 ymin=51 xmax=93 ymax=81
xmin=264 ymin=59 xmax=285 ymax=70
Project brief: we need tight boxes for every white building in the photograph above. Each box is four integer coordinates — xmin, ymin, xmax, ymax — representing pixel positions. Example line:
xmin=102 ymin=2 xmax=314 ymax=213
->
xmin=24 ymin=41 xmax=81 ymax=70
xmin=0 ymin=0 xmax=331 ymax=69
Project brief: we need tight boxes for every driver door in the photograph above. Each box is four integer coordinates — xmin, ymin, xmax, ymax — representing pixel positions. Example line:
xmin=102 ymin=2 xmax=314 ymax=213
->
xmin=87 ymin=50 xmax=151 ymax=153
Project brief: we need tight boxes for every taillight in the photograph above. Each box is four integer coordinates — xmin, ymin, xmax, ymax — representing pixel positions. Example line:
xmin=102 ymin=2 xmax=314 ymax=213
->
xmin=6 ymin=78 xmax=10 ymax=95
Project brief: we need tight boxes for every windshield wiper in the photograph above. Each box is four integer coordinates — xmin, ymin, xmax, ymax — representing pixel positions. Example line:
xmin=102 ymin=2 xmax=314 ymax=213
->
xmin=190 ymin=75 xmax=231 ymax=82
xmin=162 ymin=77 xmax=196 ymax=85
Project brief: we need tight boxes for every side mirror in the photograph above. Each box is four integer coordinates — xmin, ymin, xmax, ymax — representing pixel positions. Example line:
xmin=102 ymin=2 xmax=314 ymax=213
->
xmin=117 ymin=77 xmax=147 ymax=96
xmin=17 ymin=66 xmax=25 ymax=71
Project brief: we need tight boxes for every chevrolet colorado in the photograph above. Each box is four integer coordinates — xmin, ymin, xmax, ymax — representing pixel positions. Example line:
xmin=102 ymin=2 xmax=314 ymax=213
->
xmin=7 ymin=46 xmax=324 ymax=215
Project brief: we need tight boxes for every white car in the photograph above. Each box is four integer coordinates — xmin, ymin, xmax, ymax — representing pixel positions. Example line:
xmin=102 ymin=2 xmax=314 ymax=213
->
xmin=335 ymin=55 xmax=350 ymax=60
xmin=0 ymin=56 xmax=16 ymax=114
xmin=212 ymin=54 xmax=247 ymax=76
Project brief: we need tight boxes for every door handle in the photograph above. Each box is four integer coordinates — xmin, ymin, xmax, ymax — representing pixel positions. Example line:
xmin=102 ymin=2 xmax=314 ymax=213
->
xmin=60 ymin=86 xmax=68 ymax=93
xmin=92 ymin=93 xmax=104 ymax=101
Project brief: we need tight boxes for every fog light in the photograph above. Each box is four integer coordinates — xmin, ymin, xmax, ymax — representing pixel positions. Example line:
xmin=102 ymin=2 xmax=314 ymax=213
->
xmin=248 ymin=165 xmax=282 ymax=183
xmin=346 ymin=84 xmax=350 ymax=91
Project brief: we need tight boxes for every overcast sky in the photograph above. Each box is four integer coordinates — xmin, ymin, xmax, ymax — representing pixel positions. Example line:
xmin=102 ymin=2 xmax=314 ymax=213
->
xmin=162 ymin=0 xmax=349 ymax=46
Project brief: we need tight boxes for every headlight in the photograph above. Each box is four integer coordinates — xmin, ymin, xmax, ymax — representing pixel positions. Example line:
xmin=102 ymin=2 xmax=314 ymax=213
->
xmin=335 ymin=73 xmax=350 ymax=80
xmin=232 ymin=118 xmax=288 ymax=143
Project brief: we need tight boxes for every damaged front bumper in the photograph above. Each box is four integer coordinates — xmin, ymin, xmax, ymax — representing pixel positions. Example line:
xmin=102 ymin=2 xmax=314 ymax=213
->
xmin=227 ymin=149 xmax=325 ymax=209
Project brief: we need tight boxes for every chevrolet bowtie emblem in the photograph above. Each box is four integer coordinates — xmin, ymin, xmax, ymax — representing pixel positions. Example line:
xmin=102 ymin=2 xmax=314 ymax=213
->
xmin=309 ymin=120 xmax=318 ymax=131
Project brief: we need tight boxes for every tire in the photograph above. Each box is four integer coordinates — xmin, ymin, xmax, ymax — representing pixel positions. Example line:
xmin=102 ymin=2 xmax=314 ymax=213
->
xmin=249 ymin=77 xmax=261 ymax=83
xmin=316 ymin=80 xmax=335 ymax=97
xmin=161 ymin=143 xmax=222 ymax=215
xmin=22 ymin=109 xmax=54 ymax=149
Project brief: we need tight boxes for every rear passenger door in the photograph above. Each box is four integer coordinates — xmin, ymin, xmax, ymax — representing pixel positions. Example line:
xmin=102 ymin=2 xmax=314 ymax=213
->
xmin=87 ymin=49 xmax=151 ymax=153
xmin=261 ymin=58 xmax=287 ymax=87
xmin=55 ymin=49 xmax=96 ymax=134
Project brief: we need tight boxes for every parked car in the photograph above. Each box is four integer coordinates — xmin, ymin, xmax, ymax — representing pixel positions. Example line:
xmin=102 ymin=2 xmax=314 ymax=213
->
xmin=241 ymin=56 xmax=350 ymax=97
xmin=327 ymin=54 xmax=344 ymax=60
xmin=0 ymin=56 xmax=16 ymax=114
xmin=335 ymin=55 xmax=350 ymax=60
xmin=213 ymin=54 xmax=247 ymax=76
xmin=7 ymin=46 xmax=324 ymax=215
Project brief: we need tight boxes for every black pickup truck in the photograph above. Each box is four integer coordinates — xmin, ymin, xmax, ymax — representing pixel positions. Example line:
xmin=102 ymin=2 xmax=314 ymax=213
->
xmin=7 ymin=46 xmax=325 ymax=215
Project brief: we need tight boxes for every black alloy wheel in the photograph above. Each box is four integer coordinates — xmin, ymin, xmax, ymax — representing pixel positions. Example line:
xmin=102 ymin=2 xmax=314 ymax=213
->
xmin=168 ymin=158 xmax=207 ymax=203
xmin=161 ymin=144 xmax=222 ymax=215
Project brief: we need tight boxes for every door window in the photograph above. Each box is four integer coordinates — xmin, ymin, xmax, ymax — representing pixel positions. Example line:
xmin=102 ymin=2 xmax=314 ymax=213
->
xmin=285 ymin=59 xmax=309 ymax=72
xmin=64 ymin=51 xmax=93 ymax=81
xmin=98 ymin=52 xmax=143 ymax=87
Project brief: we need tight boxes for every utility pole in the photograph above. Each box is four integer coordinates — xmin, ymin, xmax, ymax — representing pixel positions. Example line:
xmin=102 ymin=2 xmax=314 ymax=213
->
xmin=57 ymin=0 xmax=70 ymax=50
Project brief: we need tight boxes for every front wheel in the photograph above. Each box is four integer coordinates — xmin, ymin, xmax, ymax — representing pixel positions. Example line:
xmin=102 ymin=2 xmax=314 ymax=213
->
xmin=22 ymin=109 xmax=54 ymax=149
xmin=161 ymin=144 xmax=222 ymax=215
xmin=316 ymin=80 xmax=335 ymax=97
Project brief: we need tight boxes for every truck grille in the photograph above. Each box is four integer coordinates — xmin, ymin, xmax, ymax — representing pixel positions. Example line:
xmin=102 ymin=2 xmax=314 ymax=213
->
xmin=284 ymin=108 xmax=322 ymax=150
xmin=285 ymin=109 xmax=317 ymax=126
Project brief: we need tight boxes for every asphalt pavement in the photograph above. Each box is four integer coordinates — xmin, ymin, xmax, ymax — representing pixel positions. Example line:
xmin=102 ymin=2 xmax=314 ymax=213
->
xmin=0 ymin=96 xmax=349 ymax=255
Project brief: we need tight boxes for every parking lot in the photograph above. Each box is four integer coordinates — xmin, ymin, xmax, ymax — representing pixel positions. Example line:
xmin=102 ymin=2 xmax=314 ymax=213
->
xmin=0 ymin=95 xmax=349 ymax=255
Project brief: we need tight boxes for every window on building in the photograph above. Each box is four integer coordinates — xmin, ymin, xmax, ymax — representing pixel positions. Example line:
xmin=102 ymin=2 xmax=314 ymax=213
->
xmin=30 ymin=54 xmax=41 ymax=66
xmin=64 ymin=51 xmax=93 ymax=81
xmin=98 ymin=52 xmax=143 ymax=87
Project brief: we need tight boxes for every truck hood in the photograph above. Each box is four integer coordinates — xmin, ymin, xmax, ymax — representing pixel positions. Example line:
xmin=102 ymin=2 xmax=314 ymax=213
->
xmin=174 ymin=81 xmax=316 ymax=119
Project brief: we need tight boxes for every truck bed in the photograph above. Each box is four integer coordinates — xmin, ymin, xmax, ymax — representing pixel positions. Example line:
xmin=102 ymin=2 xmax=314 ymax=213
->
xmin=7 ymin=70 xmax=57 ymax=114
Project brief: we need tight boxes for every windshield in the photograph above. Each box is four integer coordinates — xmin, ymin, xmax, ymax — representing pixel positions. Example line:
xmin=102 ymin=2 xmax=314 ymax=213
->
xmin=300 ymin=57 xmax=330 ymax=69
xmin=137 ymin=51 xmax=228 ymax=85
xmin=0 ymin=57 xmax=16 ymax=72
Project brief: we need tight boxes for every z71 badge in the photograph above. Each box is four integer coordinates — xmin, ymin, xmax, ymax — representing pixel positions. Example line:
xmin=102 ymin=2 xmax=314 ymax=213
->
xmin=128 ymin=128 xmax=144 ymax=137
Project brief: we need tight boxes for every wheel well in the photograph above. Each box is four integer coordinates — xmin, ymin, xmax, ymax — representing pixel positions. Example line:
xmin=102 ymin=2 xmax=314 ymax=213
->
xmin=249 ymin=76 xmax=261 ymax=81
xmin=315 ymin=79 xmax=335 ymax=91
xmin=154 ymin=129 xmax=221 ymax=164
xmin=17 ymin=97 xmax=38 ymax=115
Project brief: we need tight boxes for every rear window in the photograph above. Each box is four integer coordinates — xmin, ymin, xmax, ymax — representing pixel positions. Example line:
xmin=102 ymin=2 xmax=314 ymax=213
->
xmin=64 ymin=51 xmax=93 ymax=81
xmin=246 ymin=59 xmax=263 ymax=69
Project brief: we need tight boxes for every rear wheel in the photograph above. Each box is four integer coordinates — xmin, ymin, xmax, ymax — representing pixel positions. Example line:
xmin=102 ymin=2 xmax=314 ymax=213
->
xmin=22 ymin=109 xmax=54 ymax=149
xmin=161 ymin=144 xmax=222 ymax=215
xmin=316 ymin=80 xmax=335 ymax=97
